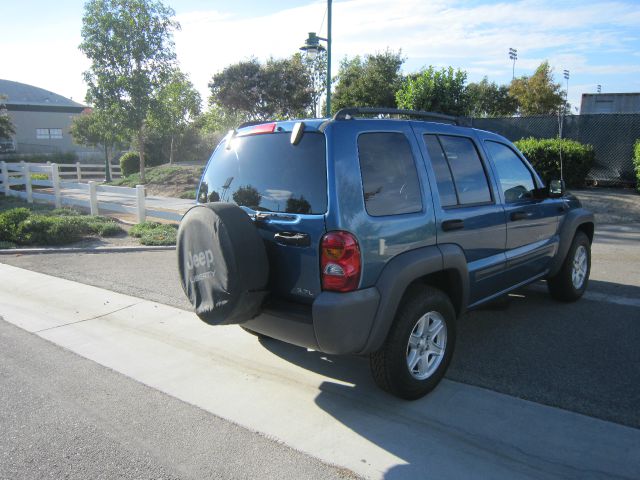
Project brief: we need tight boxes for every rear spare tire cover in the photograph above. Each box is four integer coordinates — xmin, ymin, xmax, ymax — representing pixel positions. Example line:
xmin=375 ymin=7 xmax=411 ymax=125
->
xmin=177 ymin=203 xmax=269 ymax=325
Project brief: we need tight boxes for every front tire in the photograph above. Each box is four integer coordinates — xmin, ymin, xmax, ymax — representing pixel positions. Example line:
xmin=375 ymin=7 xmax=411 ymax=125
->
xmin=547 ymin=230 xmax=591 ymax=302
xmin=370 ymin=286 xmax=456 ymax=400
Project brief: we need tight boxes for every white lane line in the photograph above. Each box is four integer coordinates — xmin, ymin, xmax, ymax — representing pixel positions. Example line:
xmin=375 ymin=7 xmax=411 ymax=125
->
xmin=583 ymin=291 xmax=640 ymax=308
xmin=526 ymin=284 xmax=640 ymax=308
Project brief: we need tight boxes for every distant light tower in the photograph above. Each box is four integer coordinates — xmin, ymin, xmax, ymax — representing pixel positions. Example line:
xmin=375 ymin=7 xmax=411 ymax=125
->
xmin=597 ymin=84 xmax=602 ymax=94
xmin=509 ymin=48 xmax=518 ymax=80
xmin=562 ymin=70 xmax=569 ymax=109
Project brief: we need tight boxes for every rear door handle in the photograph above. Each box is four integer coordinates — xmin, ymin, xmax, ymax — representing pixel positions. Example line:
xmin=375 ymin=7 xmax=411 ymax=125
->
xmin=274 ymin=231 xmax=311 ymax=247
xmin=510 ymin=211 xmax=532 ymax=221
xmin=442 ymin=219 xmax=465 ymax=231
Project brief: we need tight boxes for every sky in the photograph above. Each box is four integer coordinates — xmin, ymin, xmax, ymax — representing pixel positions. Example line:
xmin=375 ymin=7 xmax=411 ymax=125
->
xmin=1 ymin=0 xmax=639 ymax=111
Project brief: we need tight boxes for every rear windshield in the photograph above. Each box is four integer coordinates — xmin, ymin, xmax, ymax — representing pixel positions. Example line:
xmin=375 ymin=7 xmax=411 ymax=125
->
xmin=199 ymin=132 xmax=327 ymax=214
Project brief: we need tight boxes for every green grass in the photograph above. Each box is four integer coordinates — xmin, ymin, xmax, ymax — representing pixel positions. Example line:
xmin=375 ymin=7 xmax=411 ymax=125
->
xmin=0 ymin=196 xmax=124 ymax=247
xmin=111 ymin=164 xmax=203 ymax=188
xmin=179 ymin=189 xmax=197 ymax=199
xmin=129 ymin=221 xmax=178 ymax=246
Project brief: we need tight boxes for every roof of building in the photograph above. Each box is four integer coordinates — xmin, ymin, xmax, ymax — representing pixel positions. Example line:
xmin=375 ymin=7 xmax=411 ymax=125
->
xmin=0 ymin=79 xmax=85 ymax=109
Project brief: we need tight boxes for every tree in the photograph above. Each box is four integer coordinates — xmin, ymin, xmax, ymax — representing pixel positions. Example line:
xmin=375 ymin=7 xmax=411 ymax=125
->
xmin=0 ymin=95 xmax=15 ymax=139
xmin=286 ymin=195 xmax=311 ymax=214
xmin=303 ymin=50 xmax=327 ymax=117
xmin=465 ymin=77 xmax=518 ymax=117
xmin=509 ymin=61 xmax=564 ymax=115
xmin=80 ymin=0 xmax=179 ymax=182
xmin=69 ymin=108 xmax=126 ymax=181
xmin=232 ymin=185 xmax=261 ymax=208
xmin=331 ymin=50 xmax=404 ymax=113
xmin=148 ymin=70 xmax=201 ymax=164
xmin=196 ymin=105 xmax=248 ymax=134
xmin=208 ymin=55 xmax=312 ymax=121
xmin=396 ymin=66 xmax=468 ymax=116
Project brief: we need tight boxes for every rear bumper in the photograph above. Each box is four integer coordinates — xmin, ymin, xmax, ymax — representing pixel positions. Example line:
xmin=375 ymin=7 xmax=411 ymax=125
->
xmin=241 ymin=287 xmax=380 ymax=355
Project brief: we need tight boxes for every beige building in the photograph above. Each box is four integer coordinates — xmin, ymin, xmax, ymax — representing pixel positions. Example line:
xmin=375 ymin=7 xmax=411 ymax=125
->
xmin=0 ymin=79 xmax=100 ymax=159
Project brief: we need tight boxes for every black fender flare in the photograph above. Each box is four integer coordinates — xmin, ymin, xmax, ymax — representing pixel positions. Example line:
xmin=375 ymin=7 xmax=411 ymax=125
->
xmin=359 ymin=244 xmax=469 ymax=354
xmin=547 ymin=208 xmax=595 ymax=278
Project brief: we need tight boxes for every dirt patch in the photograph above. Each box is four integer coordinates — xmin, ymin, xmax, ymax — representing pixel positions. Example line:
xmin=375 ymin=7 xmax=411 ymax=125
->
xmin=113 ymin=164 xmax=203 ymax=198
xmin=64 ymin=226 xmax=140 ymax=249
xmin=572 ymin=187 xmax=640 ymax=225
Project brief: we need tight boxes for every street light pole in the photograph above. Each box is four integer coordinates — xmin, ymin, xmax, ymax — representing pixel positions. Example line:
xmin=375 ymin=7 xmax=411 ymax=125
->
xmin=300 ymin=0 xmax=332 ymax=117
xmin=326 ymin=0 xmax=332 ymax=117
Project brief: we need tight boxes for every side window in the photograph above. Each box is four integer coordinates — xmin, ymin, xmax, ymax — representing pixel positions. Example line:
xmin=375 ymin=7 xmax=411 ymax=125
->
xmin=358 ymin=132 xmax=422 ymax=216
xmin=423 ymin=134 xmax=492 ymax=207
xmin=424 ymin=135 xmax=457 ymax=207
xmin=485 ymin=141 xmax=535 ymax=203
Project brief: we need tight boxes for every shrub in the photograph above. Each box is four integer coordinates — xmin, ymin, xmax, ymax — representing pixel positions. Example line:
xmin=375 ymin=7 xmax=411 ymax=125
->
xmin=634 ymin=140 xmax=640 ymax=193
xmin=18 ymin=215 xmax=84 ymax=245
xmin=0 ymin=206 xmax=123 ymax=245
xmin=514 ymin=137 xmax=595 ymax=188
xmin=120 ymin=151 xmax=140 ymax=177
xmin=0 ymin=208 xmax=32 ymax=242
xmin=130 ymin=221 xmax=177 ymax=246
xmin=49 ymin=207 xmax=81 ymax=216
xmin=179 ymin=189 xmax=196 ymax=199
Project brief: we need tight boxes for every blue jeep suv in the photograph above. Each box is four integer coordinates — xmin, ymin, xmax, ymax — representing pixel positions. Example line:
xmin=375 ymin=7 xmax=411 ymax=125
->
xmin=177 ymin=107 xmax=594 ymax=400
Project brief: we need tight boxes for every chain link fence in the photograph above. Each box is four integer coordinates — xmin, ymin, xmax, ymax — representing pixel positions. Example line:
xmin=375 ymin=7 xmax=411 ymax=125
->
xmin=471 ymin=114 xmax=640 ymax=185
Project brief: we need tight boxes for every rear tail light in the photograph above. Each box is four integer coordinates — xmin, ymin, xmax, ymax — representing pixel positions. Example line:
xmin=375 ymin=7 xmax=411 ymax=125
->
xmin=321 ymin=231 xmax=361 ymax=292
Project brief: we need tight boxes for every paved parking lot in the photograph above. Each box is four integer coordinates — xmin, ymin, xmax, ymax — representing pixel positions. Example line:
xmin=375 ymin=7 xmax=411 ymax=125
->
xmin=2 ymin=222 xmax=639 ymax=428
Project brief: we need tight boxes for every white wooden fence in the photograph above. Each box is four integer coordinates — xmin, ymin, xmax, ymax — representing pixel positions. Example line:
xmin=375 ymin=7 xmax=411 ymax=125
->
xmin=0 ymin=161 xmax=181 ymax=223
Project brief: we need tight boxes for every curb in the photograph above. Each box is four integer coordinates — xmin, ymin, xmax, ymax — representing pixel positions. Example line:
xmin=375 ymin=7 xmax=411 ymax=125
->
xmin=0 ymin=245 xmax=176 ymax=255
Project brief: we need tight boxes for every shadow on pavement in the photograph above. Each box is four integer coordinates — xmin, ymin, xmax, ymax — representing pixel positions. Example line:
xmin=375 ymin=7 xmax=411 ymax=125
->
xmin=260 ymin=279 xmax=640 ymax=433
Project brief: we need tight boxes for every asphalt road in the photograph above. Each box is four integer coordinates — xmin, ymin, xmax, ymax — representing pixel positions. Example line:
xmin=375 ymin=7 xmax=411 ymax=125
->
xmin=0 ymin=319 xmax=356 ymax=480
xmin=2 ymin=223 xmax=639 ymax=429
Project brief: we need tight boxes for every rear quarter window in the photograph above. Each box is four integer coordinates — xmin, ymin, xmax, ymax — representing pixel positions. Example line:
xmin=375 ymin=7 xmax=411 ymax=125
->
xmin=357 ymin=132 xmax=422 ymax=216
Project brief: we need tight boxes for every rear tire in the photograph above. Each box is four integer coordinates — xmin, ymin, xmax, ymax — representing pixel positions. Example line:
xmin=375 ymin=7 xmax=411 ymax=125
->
xmin=547 ymin=231 xmax=591 ymax=302
xmin=370 ymin=286 xmax=456 ymax=400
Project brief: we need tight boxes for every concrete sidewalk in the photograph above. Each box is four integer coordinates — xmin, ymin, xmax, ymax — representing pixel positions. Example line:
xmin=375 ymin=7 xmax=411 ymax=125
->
xmin=1 ymin=262 xmax=638 ymax=479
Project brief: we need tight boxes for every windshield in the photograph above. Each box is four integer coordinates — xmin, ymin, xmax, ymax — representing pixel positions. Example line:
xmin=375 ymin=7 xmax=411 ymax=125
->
xmin=199 ymin=132 xmax=327 ymax=214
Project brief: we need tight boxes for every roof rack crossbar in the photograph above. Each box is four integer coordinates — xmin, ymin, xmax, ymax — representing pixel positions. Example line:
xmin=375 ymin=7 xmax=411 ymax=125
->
xmin=332 ymin=107 xmax=463 ymax=125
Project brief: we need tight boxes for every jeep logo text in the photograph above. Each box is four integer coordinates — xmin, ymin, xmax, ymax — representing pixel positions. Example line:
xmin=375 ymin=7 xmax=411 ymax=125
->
xmin=187 ymin=249 xmax=214 ymax=270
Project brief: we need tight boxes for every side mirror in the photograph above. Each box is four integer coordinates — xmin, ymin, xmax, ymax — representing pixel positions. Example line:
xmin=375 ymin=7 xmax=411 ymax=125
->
xmin=548 ymin=179 xmax=565 ymax=198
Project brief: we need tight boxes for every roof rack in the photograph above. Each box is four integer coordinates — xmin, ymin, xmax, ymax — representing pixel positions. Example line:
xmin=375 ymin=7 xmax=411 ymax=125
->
xmin=332 ymin=107 xmax=465 ymax=125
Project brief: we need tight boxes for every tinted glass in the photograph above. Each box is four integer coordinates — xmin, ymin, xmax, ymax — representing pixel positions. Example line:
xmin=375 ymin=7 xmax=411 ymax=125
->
xmin=439 ymin=136 xmax=491 ymax=205
xmin=199 ymin=132 xmax=327 ymax=214
xmin=358 ymin=133 xmax=422 ymax=216
xmin=423 ymin=135 xmax=457 ymax=207
xmin=485 ymin=141 xmax=535 ymax=203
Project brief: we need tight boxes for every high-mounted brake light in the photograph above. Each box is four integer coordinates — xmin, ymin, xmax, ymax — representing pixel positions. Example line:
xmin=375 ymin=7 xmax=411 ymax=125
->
xmin=241 ymin=122 xmax=276 ymax=136
xmin=320 ymin=231 xmax=361 ymax=292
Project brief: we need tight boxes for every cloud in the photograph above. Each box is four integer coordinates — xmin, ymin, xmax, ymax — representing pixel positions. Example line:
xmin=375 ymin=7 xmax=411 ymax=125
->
xmin=173 ymin=0 xmax=640 ymax=107
xmin=5 ymin=0 xmax=638 ymax=110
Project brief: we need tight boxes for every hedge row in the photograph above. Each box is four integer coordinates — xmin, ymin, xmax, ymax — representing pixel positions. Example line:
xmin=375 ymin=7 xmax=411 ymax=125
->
xmin=514 ymin=137 xmax=594 ymax=188
xmin=0 ymin=152 xmax=78 ymax=164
